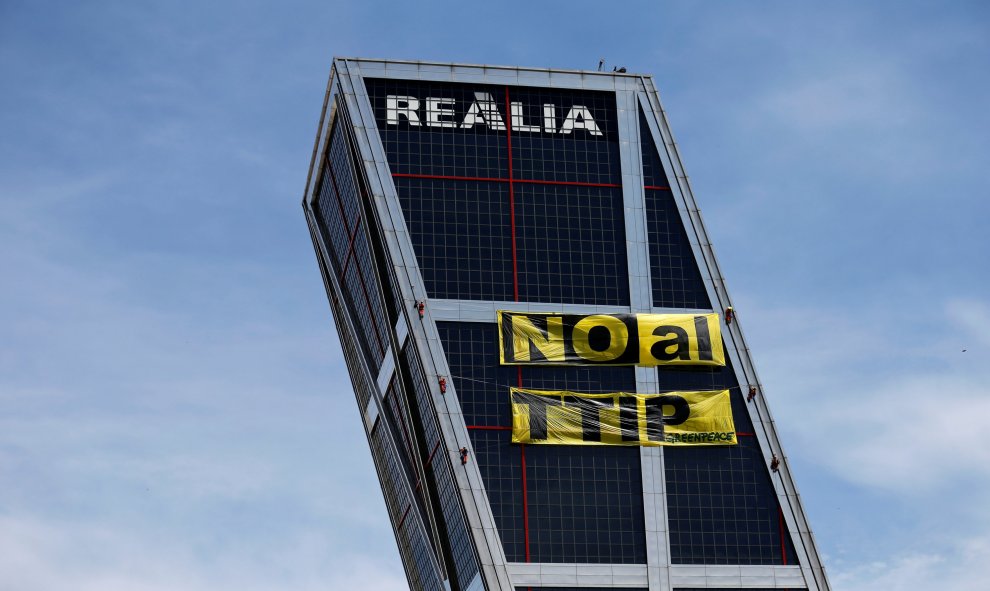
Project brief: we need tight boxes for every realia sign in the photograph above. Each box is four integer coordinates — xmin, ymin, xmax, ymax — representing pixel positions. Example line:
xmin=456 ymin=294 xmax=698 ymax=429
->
xmin=385 ymin=93 xmax=604 ymax=136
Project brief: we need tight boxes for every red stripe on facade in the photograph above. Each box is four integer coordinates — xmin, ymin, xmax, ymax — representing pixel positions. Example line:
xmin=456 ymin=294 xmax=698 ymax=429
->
xmin=736 ymin=432 xmax=756 ymax=437
xmin=779 ymin=506 xmax=788 ymax=565
xmin=392 ymin=172 xmax=507 ymax=183
xmin=324 ymin=158 xmax=384 ymax=355
xmin=388 ymin=383 xmax=421 ymax=482
xmin=325 ymin=157 xmax=350 ymax=226
xmin=352 ymin=248 xmax=386 ymax=355
xmin=644 ymin=185 xmax=671 ymax=190
xmin=425 ymin=440 xmax=442 ymax=466
xmin=341 ymin=217 xmax=363 ymax=275
xmin=506 ymin=86 xmax=530 ymax=563
xmin=516 ymin=177 xmax=620 ymax=188
xmin=396 ymin=503 xmax=412 ymax=530
xmin=390 ymin=171 xmax=621 ymax=189
xmin=411 ymin=441 xmax=444 ymax=495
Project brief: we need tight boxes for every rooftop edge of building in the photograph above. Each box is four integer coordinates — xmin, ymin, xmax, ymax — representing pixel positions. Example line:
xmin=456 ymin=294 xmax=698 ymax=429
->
xmin=302 ymin=57 xmax=661 ymax=203
xmin=331 ymin=56 xmax=652 ymax=80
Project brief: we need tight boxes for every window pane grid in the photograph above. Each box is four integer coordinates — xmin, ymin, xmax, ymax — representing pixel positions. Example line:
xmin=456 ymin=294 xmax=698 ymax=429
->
xmin=440 ymin=322 xmax=645 ymax=564
xmin=314 ymin=160 xmax=351 ymax=270
xmin=314 ymin=107 xmax=387 ymax=372
xmin=370 ymin=424 xmax=443 ymax=591
xmin=516 ymin=184 xmax=629 ymax=306
xmin=509 ymin=86 xmax=620 ymax=186
xmin=366 ymin=78 xmax=508 ymax=179
xmin=640 ymin=110 xmax=710 ymax=309
xmin=396 ymin=177 xmax=515 ymax=301
xmin=367 ymin=77 xmax=627 ymax=306
xmin=666 ymin=438 xmax=788 ymax=565
xmin=400 ymin=340 xmax=483 ymax=589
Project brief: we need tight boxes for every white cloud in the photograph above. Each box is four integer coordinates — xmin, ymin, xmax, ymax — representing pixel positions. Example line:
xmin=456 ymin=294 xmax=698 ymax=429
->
xmin=946 ymin=298 xmax=990 ymax=348
xmin=753 ymin=298 xmax=990 ymax=495
xmin=0 ymin=170 xmax=400 ymax=586
xmin=0 ymin=514 xmax=408 ymax=591
xmin=832 ymin=535 xmax=990 ymax=591
xmin=744 ymin=296 xmax=990 ymax=586
xmin=760 ymin=62 xmax=916 ymax=133
xmin=811 ymin=375 xmax=990 ymax=493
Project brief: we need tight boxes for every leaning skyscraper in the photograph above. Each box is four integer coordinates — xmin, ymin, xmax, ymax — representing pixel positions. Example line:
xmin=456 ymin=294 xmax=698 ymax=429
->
xmin=302 ymin=58 xmax=830 ymax=591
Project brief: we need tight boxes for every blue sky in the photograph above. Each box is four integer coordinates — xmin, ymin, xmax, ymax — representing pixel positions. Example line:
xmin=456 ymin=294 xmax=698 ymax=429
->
xmin=1 ymin=1 xmax=987 ymax=589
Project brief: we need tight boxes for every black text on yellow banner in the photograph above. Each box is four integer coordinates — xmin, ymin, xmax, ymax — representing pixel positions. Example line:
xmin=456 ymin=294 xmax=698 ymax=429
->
xmin=510 ymin=388 xmax=736 ymax=447
xmin=497 ymin=311 xmax=725 ymax=366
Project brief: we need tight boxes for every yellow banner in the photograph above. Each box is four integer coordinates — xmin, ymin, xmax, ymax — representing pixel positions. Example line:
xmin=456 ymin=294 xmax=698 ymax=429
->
xmin=497 ymin=311 xmax=724 ymax=367
xmin=510 ymin=388 xmax=736 ymax=447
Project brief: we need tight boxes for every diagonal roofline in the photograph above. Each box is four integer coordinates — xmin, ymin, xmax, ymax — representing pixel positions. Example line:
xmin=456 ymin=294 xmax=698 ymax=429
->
xmin=333 ymin=56 xmax=650 ymax=79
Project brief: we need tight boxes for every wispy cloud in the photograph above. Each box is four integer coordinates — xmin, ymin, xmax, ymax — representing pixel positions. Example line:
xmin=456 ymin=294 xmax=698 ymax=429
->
xmin=0 ymin=514 xmax=407 ymax=591
xmin=753 ymin=297 xmax=990 ymax=494
xmin=0 ymin=162 xmax=392 ymax=587
xmin=832 ymin=534 xmax=990 ymax=591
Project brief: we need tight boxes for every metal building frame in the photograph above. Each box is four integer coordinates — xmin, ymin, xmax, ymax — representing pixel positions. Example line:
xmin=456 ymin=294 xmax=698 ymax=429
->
xmin=303 ymin=57 xmax=831 ymax=591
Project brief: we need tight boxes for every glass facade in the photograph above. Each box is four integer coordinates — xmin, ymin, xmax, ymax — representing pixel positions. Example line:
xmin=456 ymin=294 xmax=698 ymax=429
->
xmin=640 ymin=110 xmax=710 ymax=310
xmin=365 ymin=77 xmax=628 ymax=306
xmin=370 ymin=420 xmax=443 ymax=591
xmin=310 ymin=96 xmax=482 ymax=591
xmin=398 ymin=341 xmax=481 ymax=590
xmin=439 ymin=322 xmax=645 ymax=564
xmin=312 ymin=106 xmax=390 ymax=373
xmin=395 ymin=177 xmax=515 ymax=301
xmin=515 ymin=184 xmax=628 ymax=306
xmin=305 ymin=60 xmax=824 ymax=591
xmin=653 ymin=337 xmax=794 ymax=563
